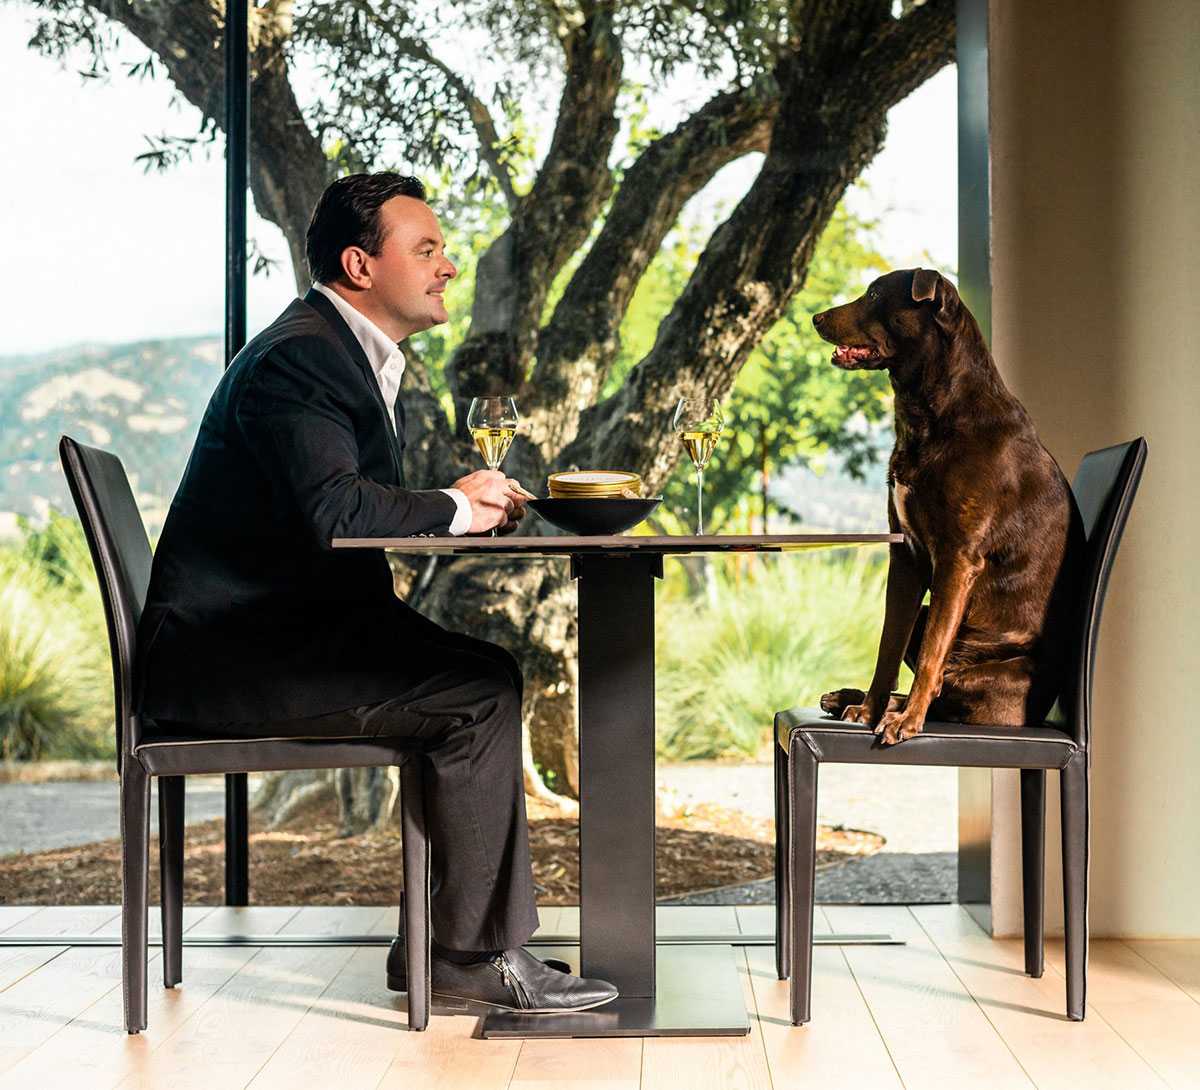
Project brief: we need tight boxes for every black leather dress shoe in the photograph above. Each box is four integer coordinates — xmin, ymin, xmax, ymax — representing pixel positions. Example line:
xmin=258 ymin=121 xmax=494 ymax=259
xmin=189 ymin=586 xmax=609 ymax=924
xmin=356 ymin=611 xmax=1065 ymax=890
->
xmin=386 ymin=935 xmax=571 ymax=990
xmin=386 ymin=939 xmax=618 ymax=1013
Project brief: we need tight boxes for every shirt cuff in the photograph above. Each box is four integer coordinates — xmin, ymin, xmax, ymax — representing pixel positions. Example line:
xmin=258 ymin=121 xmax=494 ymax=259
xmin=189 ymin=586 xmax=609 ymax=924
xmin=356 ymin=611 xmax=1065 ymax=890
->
xmin=441 ymin=488 xmax=473 ymax=536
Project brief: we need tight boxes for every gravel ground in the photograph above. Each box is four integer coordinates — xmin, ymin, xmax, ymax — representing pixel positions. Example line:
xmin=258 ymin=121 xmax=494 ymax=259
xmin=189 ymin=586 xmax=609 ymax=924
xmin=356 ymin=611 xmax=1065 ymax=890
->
xmin=656 ymin=761 xmax=958 ymax=852
xmin=655 ymin=761 xmax=958 ymax=905
xmin=0 ymin=762 xmax=958 ymax=903
xmin=0 ymin=777 xmax=229 ymax=856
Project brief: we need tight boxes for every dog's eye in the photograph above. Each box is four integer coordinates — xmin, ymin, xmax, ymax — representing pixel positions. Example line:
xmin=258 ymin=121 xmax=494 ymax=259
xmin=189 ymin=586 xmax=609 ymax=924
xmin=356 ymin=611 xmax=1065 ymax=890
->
xmin=867 ymin=290 xmax=878 ymax=300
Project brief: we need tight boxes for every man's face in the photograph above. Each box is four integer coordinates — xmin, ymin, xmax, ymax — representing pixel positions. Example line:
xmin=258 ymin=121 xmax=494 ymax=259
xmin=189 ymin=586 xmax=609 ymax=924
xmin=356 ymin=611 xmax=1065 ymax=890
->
xmin=350 ymin=195 xmax=457 ymax=341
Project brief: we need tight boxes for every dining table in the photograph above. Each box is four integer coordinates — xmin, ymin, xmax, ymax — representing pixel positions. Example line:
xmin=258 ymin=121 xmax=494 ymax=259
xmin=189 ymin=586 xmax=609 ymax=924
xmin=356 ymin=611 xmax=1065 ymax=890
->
xmin=333 ymin=528 xmax=899 ymax=1038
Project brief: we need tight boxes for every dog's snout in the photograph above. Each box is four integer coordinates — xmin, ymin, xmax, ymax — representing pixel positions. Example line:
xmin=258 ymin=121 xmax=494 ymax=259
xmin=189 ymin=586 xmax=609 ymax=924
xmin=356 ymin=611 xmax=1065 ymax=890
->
xmin=813 ymin=311 xmax=826 ymax=328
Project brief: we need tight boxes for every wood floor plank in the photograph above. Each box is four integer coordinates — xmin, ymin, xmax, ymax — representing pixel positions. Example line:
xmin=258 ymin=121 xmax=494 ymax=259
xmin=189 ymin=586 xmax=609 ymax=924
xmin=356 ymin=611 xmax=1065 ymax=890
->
xmin=533 ymin=906 xmax=563 ymax=937
xmin=182 ymin=906 xmax=302 ymax=937
xmin=824 ymin=905 xmax=1034 ymax=1090
xmin=509 ymin=1037 xmax=642 ymax=1088
xmin=375 ymin=1012 xmax=521 ymax=1090
xmin=0 ymin=943 xmax=132 ymax=1076
xmin=0 ymin=945 xmax=261 ymax=1090
xmin=553 ymin=906 xmax=750 ymax=940
xmin=0 ymin=905 xmax=124 ymax=994
xmin=736 ymin=946 xmax=775 ymax=1087
xmin=640 ymin=1033 xmax=771 ymax=1090
xmin=745 ymin=940 xmax=902 ymax=1090
xmin=1044 ymin=938 xmax=1200 ymax=1089
xmin=3 ymin=905 xmax=121 ymax=935
xmin=556 ymin=906 xmax=580 ymax=939
xmin=244 ymin=945 xmax=410 ymax=1090
xmin=0 ymin=946 xmax=64 ymax=994
xmin=113 ymin=944 xmax=357 ymax=1089
xmin=0 ymin=907 xmax=41 ymax=932
xmin=278 ymin=905 xmax=390 ymax=935
xmin=912 ymin=905 xmax=1167 ymax=1090
xmin=642 ymin=950 xmax=771 ymax=1090
xmin=655 ymin=907 xmax=740 ymax=938
xmin=1043 ymin=938 xmax=1191 ymax=1005
xmin=735 ymin=905 xmax=771 ymax=935
xmin=1124 ymin=940 xmax=1200 ymax=1004
xmin=89 ymin=906 xmax=216 ymax=941
xmin=1077 ymin=1000 xmax=1200 ymax=1090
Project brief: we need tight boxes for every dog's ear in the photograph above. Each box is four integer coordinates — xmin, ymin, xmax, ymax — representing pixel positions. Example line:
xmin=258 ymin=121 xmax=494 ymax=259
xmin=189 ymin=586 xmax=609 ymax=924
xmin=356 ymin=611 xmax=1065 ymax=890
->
xmin=912 ymin=268 xmax=940 ymax=302
xmin=911 ymin=269 xmax=961 ymax=330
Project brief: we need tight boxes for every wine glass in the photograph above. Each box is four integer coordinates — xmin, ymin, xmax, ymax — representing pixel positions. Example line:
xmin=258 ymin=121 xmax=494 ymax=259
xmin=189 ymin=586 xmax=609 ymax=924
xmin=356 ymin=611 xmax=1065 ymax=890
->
xmin=467 ymin=396 xmax=520 ymax=535
xmin=673 ymin=397 xmax=723 ymax=535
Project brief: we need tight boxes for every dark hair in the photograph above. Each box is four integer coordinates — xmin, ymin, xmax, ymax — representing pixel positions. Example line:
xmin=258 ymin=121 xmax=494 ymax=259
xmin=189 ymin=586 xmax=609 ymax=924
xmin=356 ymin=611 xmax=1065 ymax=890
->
xmin=305 ymin=172 xmax=427 ymax=284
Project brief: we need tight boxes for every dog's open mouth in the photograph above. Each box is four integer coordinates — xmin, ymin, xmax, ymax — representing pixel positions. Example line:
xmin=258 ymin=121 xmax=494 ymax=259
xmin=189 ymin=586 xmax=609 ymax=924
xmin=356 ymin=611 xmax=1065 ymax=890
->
xmin=832 ymin=345 xmax=881 ymax=366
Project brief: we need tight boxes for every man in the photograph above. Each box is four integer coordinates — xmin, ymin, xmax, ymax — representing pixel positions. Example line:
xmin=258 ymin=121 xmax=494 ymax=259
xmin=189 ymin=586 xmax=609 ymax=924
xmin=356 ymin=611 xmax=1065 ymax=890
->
xmin=136 ymin=172 xmax=617 ymax=1014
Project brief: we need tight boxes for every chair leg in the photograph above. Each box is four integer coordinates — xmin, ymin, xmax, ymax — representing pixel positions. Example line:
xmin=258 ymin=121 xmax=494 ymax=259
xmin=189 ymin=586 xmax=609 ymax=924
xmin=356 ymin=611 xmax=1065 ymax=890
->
xmin=774 ymin=735 xmax=791 ymax=981
xmin=224 ymin=772 xmax=250 ymax=906
xmin=400 ymin=755 xmax=431 ymax=1031
xmin=1020 ymin=768 xmax=1045 ymax=978
xmin=159 ymin=776 xmax=186 ymax=988
xmin=1061 ymin=751 xmax=1089 ymax=1021
xmin=787 ymin=735 xmax=819 ymax=1026
xmin=121 ymin=760 xmax=152 ymax=1033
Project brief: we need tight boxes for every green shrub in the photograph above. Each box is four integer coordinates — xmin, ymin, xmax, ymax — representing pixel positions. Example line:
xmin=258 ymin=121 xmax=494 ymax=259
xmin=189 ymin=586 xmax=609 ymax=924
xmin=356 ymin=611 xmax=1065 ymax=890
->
xmin=0 ymin=516 xmax=113 ymax=761
xmin=655 ymin=550 xmax=889 ymax=760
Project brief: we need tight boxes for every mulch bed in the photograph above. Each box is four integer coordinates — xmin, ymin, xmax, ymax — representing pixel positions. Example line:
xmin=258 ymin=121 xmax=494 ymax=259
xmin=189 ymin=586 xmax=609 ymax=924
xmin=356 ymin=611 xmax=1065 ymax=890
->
xmin=0 ymin=793 xmax=882 ymax=906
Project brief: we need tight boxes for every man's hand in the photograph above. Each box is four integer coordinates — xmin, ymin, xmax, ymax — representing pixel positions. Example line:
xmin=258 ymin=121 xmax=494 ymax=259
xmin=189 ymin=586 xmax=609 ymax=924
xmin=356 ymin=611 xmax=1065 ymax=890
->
xmin=451 ymin=470 xmax=534 ymax=534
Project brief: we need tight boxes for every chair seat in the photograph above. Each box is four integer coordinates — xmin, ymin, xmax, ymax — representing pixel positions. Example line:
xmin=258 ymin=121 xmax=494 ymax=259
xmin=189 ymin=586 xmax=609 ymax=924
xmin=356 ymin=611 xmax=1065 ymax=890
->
xmin=134 ymin=731 xmax=419 ymax=777
xmin=775 ymin=707 xmax=1077 ymax=770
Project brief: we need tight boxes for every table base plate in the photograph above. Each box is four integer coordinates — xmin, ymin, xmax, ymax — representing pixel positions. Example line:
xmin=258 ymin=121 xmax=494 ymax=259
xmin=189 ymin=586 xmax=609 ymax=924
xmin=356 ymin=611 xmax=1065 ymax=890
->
xmin=477 ymin=944 xmax=750 ymax=1038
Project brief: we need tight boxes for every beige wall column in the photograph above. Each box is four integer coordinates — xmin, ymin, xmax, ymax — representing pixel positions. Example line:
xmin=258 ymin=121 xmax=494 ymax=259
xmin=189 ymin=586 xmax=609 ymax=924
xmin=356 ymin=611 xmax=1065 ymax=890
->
xmin=987 ymin=0 xmax=1200 ymax=936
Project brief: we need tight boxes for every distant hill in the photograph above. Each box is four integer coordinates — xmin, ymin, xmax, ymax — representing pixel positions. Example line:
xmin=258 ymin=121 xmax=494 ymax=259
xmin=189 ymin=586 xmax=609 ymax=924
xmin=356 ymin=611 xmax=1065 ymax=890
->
xmin=0 ymin=337 xmax=224 ymax=536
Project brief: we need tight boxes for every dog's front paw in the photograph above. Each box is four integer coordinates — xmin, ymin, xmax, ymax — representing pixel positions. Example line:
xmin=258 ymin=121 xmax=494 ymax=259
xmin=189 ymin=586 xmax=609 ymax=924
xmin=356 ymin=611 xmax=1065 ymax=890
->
xmin=821 ymin=687 xmax=866 ymax=715
xmin=840 ymin=702 xmax=877 ymax=725
xmin=874 ymin=710 xmax=924 ymax=745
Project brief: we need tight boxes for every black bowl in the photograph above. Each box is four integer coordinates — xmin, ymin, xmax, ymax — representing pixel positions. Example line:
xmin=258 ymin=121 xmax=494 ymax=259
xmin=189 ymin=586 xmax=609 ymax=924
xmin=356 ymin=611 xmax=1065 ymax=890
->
xmin=528 ymin=497 xmax=662 ymax=536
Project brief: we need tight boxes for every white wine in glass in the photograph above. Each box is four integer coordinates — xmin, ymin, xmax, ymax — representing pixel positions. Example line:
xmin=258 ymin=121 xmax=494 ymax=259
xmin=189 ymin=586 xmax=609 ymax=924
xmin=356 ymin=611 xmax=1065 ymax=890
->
xmin=673 ymin=397 xmax=723 ymax=535
xmin=467 ymin=396 xmax=520 ymax=535
xmin=467 ymin=396 xmax=519 ymax=470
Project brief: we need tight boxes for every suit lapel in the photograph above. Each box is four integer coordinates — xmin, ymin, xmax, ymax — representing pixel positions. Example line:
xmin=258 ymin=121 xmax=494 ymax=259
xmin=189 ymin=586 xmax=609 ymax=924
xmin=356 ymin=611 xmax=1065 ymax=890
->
xmin=303 ymin=288 xmax=405 ymax=485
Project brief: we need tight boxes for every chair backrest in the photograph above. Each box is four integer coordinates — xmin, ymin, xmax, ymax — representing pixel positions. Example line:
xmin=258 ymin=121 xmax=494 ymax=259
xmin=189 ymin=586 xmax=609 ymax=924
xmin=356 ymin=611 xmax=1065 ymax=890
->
xmin=58 ymin=436 xmax=155 ymax=767
xmin=1057 ymin=438 xmax=1147 ymax=748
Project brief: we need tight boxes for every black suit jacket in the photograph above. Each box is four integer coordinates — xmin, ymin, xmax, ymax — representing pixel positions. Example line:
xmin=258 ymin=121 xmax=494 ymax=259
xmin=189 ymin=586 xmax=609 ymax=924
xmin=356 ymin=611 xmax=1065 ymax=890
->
xmin=136 ymin=289 xmax=459 ymax=724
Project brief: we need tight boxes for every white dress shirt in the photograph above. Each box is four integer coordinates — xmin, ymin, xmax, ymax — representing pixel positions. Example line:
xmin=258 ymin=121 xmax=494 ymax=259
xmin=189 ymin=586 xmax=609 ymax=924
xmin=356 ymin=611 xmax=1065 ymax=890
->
xmin=313 ymin=282 xmax=471 ymax=535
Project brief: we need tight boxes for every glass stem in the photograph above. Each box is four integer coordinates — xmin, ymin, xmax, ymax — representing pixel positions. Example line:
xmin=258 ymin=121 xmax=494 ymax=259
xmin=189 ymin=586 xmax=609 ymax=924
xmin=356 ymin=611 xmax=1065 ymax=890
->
xmin=489 ymin=457 xmax=500 ymax=536
xmin=696 ymin=465 xmax=705 ymax=536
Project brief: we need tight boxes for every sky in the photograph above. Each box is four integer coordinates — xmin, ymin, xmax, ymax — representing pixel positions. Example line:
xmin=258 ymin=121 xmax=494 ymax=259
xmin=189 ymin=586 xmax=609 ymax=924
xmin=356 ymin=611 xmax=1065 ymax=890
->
xmin=0 ymin=7 xmax=957 ymax=357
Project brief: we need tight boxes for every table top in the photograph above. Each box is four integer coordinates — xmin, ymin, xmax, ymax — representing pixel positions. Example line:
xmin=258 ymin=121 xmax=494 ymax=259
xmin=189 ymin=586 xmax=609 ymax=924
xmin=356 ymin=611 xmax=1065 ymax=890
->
xmin=332 ymin=532 xmax=900 ymax=556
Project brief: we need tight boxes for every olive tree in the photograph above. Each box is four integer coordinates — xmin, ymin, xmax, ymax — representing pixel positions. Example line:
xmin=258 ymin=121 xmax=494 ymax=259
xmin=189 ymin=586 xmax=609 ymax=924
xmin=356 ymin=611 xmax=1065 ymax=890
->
xmin=22 ymin=0 xmax=954 ymax=830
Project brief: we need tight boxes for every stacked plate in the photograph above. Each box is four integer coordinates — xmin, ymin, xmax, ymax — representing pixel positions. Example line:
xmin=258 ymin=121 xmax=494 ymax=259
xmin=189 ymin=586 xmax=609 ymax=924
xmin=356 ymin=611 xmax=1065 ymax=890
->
xmin=548 ymin=470 xmax=643 ymax=498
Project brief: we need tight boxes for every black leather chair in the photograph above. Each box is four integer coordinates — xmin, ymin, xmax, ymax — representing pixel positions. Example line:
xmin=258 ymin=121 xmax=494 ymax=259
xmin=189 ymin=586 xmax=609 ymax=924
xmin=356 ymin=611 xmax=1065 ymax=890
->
xmin=59 ymin=435 xmax=432 ymax=1033
xmin=773 ymin=438 xmax=1146 ymax=1025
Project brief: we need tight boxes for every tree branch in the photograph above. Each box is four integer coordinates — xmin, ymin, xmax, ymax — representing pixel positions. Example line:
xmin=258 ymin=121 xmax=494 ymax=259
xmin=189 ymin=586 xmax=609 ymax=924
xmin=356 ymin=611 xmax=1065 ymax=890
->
xmin=557 ymin=0 xmax=954 ymax=486
xmin=523 ymin=85 xmax=780 ymax=454
xmin=443 ymin=6 xmax=623 ymax=423
xmin=851 ymin=0 xmax=957 ymax=117
xmin=397 ymin=37 xmax=521 ymax=214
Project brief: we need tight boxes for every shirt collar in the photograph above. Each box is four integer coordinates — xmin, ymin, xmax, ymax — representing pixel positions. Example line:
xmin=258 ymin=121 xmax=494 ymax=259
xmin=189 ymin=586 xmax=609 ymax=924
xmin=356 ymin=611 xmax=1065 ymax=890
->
xmin=312 ymin=281 xmax=405 ymax=380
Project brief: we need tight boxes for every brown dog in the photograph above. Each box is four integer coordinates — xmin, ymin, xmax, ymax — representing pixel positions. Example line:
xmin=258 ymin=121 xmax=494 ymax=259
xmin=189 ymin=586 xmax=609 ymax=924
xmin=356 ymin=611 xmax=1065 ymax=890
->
xmin=814 ymin=268 xmax=1083 ymax=744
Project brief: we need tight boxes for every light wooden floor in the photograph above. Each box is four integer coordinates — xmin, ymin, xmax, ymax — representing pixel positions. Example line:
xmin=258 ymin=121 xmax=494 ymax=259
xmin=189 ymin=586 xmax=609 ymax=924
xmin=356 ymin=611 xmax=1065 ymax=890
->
xmin=0 ymin=903 xmax=1197 ymax=1089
